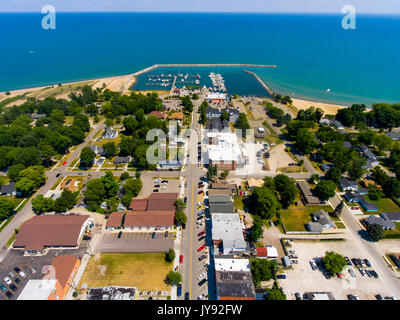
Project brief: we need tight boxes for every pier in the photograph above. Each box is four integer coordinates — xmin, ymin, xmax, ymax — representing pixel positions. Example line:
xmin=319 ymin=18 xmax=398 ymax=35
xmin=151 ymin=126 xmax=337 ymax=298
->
xmin=242 ymin=70 xmax=274 ymax=96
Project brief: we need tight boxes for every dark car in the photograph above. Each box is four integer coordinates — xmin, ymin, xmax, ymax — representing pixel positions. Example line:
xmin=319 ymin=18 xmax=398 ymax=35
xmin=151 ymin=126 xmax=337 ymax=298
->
xmin=14 ymin=267 xmax=21 ymax=273
xmin=198 ymin=255 xmax=206 ymax=261
xmin=375 ymin=294 xmax=383 ymax=300
xmin=164 ymin=231 xmax=169 ymax=237
xmin=364 ymin=259 xmax=372 ymax=267
xmin=177 ymin=284 xmax=182 ymax=297
xmin=365 ymin=270 xmax=372 ymax=278
xmin=83 ymin=235 xmax=91 ymax=240
xmin=154 ymin=184 xmax=160 ymax=188
xmin=197 ymin=231 xmax=205 ymax=237
xmin=344 ymin=256 xmax=352 ymax=266
xmin=198 ymin=236 xmax=205 ymax=241
xmin=9 ymin=284 xmax=17 ymax=292
xmin=323 ymin=271 xmax=332 ymax=280
xmin=198 ymin=279 xmax=207 ymax=286
xmin=161 ymin=180 xmax=168 ymax=184
xmin=351 ymin=258 xmax=359 ymax=266
xmin=184 ymin=197 xmax=187 ymax=203
xmin=185 ymin=292 xmax=190 ymax=300
xmin=371 ymin=270 xmax=379 ymax=278
xmin=14 ymin=278 xmax=20 ymax=285
xmin=151 ymin=232 xmax=156 ymax=239
xmin=153 ymin=189 xmax=159 ymax=192
xmin=276 ymin=274 xmax=286 ymax=279
xmin=117 ymin=231 xmax=122 ymax=239
xmin=5 ymin=291 xmax=12 ymax=299
xmin=56 ymin=173 xmax=61 ymax=177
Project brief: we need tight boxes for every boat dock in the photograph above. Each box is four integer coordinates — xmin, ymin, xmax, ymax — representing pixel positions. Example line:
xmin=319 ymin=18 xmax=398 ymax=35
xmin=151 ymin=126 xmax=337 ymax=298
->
xmin=242 ymin=70 xmax=274 ymax=96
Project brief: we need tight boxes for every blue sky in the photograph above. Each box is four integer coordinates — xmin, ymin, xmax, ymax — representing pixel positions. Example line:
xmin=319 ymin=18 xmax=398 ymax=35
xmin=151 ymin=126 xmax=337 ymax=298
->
xmin=2 ymin=0 xmax=400 ymax=13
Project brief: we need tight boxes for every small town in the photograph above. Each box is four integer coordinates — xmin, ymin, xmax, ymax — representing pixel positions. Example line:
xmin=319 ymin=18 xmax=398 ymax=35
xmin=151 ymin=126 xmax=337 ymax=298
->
xmin=0 ymin=65 xmax=400 ymax=303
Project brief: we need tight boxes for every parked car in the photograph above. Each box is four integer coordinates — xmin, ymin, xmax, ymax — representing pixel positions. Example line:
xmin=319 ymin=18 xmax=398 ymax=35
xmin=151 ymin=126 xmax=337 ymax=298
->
xmin=185 ymin=292 xmax=190 ymax=300
xmin=291 ymin=260 xmax=298 ymax=264
xmin=5 ymin=291 xmax=12 ymax=299
xmin=164 ymin=231 xmax=169 ymax=237
xmin=0 ymin=284 xmax=6 ymax=291
xmin=8 ymin=272 xmax=15 ymax=279
xmin=153 ymin=189 xmax=159 ymax=192
xmin=3 ymin=277 xmax=11 ymax=285
xmin=365 ymin=270 xmax=372 ymax=278
xmin=198 ymin=190 xmax=204 ymax=195
xmin=56 ymin=173 xmax=61 ymax=177
xmin=370 ymin=270 xmax=379 ymax=278
xmin=9 ymin=284 xmax=17 ymax=292
xmin=198 ymin=236 xmax=205 ymax=241
xmin=359 ymin=269 xmax=366 ymax=276
xmin=349 ymin=269 xmax=356 ymax=278
xmin=294 ymin=292 xmax=301 ymax=300
xmin=179 ymin=255 xmax=183 ymax=263
xmin=375 ymin=294 xmax=383 ymax=300
xmin=117 ymin=231 xmax=122 ymax=239
xmin=198 ymin=279 xmax=207 ymax=286
xmin=197 ymin=231 xmax=205 ymax=237
xmin=14 ymin=278 xmax=20 ymax=285
xmin=177 ymin=283 xmax=182 ymax=297
xmin=197 ymin=245 xmax=205 ymax=252
xmin=197 ymin=292 xmax=207 ymax=300
xmin=310 ymin=261 xmax=318 ymax=271
xmin=151 ymin=232 xmax=156 ymax=239
xmin=199 ymin=255 xmax=206 ymax=262
xmin=347 ymin=294 xmax=359 ymax=300
xmin=197 ymin=272 xmax=206 ymax=280
xmin=344 ymin=256 xmax=352 ymax=266
xmin=364 ymin=259 xmax=371 ymax=267
xmin=276 ymin=274 xmax=286 ymax=279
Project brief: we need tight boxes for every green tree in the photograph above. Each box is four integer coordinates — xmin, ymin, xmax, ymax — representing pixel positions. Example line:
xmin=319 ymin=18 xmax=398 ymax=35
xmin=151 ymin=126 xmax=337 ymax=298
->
xmin=165 ymin=249 xmax=176 ymax=263
xmin=102 ymin=171 xmax=119 ymax=198
xmin=315 ymin=180 xmax=336 ymax=200
xmin=348 ymin=157 xmax=366 ymax=181
xmin=250 ymin=259 xmax=276 ymax=286
xmin=32 ymin=195 xmax=55 ymax=214
xmin=73 ymin=113 xmax=90 ymax=132
xmin=105 ymin=118 xmax=114 ymax=127
xmin=235 ymin=113 xmax=250 ymax=138
xmin=54 ymin=189 xmax=77 ymax=213
xmin=367 ymin=223 xmax=384 ymax=242
xmin=15 ymin=177 xmax=36 ymax=197
xmin=220 ymin=111 xmax=229 ymax=121
xmin=249 ymin=215 xmax=263 ymax=242
xmin=103 ymin=142 xmax=117 ymax=158
xmin=80 ymin=147 xmax=95 ymax=168
xmin=250 ymin=186 xmax=281 ymax=219
xmin=7 ymin=164 xmax=25 ymax=182
xmin=123 ymin=178 xmax=142 ymax=197
xmin=175 ymin=210 xmax=187 ymax=226
xmin=0 ymin=198 xmax=15 ymax=221
xmin=166 ymin=271 xmax=182 ymax=285
xmin=325 ymin=167 xmax=342 ymax=184
xmin=84 ymin=178 xmax=106 ymax=211
xmin=120 ymin=172 xmax=130 ymax=180
xmin=265 ymin=287 xmax=287 ymax=300
xmin=274 ymin=174 xmax=298 ymax=207
xmin=322 ymin=251 xmax=347 ymax=274
xmin=295 ymin=128 xmax=318 ymax=154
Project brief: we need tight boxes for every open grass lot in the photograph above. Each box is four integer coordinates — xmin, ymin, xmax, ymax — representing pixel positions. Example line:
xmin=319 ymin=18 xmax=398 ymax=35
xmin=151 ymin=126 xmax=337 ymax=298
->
xmin=280 ymin=205 xmax=333 ymax=232
xmin=0 ymin=195 xmax=24 ymax=209
xmin=365 ymin=196 xmax=400 ymax=213
xmin=233 ymin=196 xmax=244 ymax=210
xmin=79 ymin=253 xmax=173 ymax=291
xmin=383 ymin=222 xmax=400 ymax=239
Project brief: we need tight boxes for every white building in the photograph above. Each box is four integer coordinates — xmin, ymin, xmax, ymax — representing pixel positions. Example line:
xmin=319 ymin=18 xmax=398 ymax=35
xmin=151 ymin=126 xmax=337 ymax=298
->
xmin=214 ymin=258 xmax=251 ymax=272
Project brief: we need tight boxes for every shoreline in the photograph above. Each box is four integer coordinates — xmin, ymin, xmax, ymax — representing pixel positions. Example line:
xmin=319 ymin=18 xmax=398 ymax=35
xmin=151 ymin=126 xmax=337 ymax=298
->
xmin=290 ymin=98 xmax=347 ymax=115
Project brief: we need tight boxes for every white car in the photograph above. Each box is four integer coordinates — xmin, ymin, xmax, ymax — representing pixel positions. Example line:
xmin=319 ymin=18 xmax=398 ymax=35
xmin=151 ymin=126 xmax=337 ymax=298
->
xmin=197 ymin=292 xmax=207 ymax=300
xmin=3 ymin=277 xmax=11 ymax=285
xmin=197 ymin=272 xmax=206 ymax=280
xmin=18 ymin=271 xmax=27 ymax=279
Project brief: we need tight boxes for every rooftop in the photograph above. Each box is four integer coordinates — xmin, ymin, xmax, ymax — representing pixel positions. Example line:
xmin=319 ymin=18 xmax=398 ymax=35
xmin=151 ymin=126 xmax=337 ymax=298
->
xmin=17 ymin=280 xmax=58 ymax=300
xmin=214 ymin=258 xmax=251 ymax=272
xmin=88 ymin=286 xmax=137 ymax=300
xmin=106 ymin=212 xmax=125 ymax=228
xmin=124 ymin=211 xmax=175 ymax=227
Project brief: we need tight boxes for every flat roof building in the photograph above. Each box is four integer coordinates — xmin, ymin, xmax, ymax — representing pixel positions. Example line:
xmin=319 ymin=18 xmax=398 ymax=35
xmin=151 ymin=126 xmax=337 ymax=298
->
xmin=18 ymin=280 xmax=64 ymax=300
xmin=211 ymin=213 xmax=246 ymax=255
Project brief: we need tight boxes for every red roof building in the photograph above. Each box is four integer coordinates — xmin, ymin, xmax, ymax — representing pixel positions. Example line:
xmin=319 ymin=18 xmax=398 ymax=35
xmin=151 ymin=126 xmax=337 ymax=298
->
xmin=106 ymin=212 xmax=124 ymax=229
xmin=129 ymin=199 xmax=148 ymax=211
xmin=124 ymin=211 xmax=175 ymax=229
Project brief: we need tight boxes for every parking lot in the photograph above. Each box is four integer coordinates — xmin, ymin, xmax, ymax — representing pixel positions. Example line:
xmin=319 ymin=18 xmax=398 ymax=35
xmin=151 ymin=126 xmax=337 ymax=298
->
xmin=99 ymin=231 xmax=174 ymax=253
xmin=137 ymin=176 xmax=181 ymax=198
xmin=0 ymin=247 xmax=87 ymax=300
xmin=279 ymin=240 xmax=394 ymax=300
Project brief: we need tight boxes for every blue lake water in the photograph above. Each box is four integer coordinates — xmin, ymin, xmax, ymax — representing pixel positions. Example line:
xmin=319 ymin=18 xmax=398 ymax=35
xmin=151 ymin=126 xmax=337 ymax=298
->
xmin=1 ymin=13 xmax=399 ymax=105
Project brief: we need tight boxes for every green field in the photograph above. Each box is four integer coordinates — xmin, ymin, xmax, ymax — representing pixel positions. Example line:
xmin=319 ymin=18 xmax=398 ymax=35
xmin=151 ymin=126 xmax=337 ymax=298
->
xmin=365 ymin=196 xmax=400 ymax=213
xmin=383 ymin=222 xmax=400 ymax=239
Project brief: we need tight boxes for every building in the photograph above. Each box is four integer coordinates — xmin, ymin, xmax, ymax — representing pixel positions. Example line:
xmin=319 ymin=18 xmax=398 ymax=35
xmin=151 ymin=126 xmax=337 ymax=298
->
xmin=206 ymin=92 xmax=228 ymax=101
xmin=331 ymin=120 xmax=344 ymax=130
xmin=306 ymin=292 xmax=335 ymax=300
xmin=168 ymin=111 xmax=184 ymax=122
xmin=211 ymin=183 xmax=236 ymax=191
xmin=297 ymin=181 xmax=321 ymax=205
xmin=102 ymin=128 xmax=118 ymax=139
xmin=359 ymin=197 xmax=379 ymax=212
xmin=47 ymin=255 xmax=81 ymax=299
xmin=88 ymin=145 xmax=104 ymax=155
xmin=0 ymin=181 xmax=16 ymax=196
xmin=205 ymin=118 xmax=229 ymax=132
xmin=208 ymin=194 xmax=232 ymax=204
xmin=17 ymin=280 xmax=64 ymax=300
xmin=13 ymin=214 xmax=92 ymax=255
xmin=306 ymin=222 xmax=323 ymax=233
xmin=28 ymin=113 xmax=46 ymax=120
xmin=60 ymin=178 xmax=78 ymax=193
xmin=114 ymin=156 xmax=130 ymax=165
xmin=206 ymin=132 xmax=246 ymax=170
xmin=87 ymin=286 xmax=138 ymax=300
xmin=211 ymin=213 xmax=246 ymax=255
xmin=311 ymin=210 xmax=335 ymax=229
xmin=344 ymin=192 xmax=364 ymax=203
xmin=208 ymin=188 xmax=232 ymax=195
xmin=319 ymin=118 xmax=331 ymax=125
xmin=383 ymin=212 xmax=400 ymax=222
xmin=124 ymin=211 xmax=175 ymax=230
xmin=320 ymin=163 xmax=332 ymax=172
xmin=364 ymin=213 xmax=395 ymax=229
xmin=386 ymin=132 xmax=400 ymax=141
xmin=338 ymin=178 xmax=359 ymax=192
xmin=106 ymin=212 xmax=125 ymax=229
xmin=129 ymin=199 xmax=148 ymax=211
xmin=148 ymin=111 xmax=167 ymax=120
xmin=214 ymin=258 xmax=256 ymax=300
xmin=256 ymin=246 xmax=278 ymax=259
xmin=147 ymin=193 xmax=178 ymax=211
xmin=209 ymin=203 xmax=235 ymax=214
xmin=205 ymin=107 xmax=239 ymax=123
xmin=157 ymin=160 xmax=183 ymax=170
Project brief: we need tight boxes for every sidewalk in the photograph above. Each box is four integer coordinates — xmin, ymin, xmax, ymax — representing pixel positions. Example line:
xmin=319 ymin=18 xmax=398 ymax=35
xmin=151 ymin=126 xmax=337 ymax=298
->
xmin=170 ymin=227 xmax=182 ymax=300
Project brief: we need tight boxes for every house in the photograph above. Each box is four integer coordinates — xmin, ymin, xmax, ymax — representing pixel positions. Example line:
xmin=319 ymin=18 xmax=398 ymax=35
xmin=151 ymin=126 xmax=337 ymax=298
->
xmin=205 ymin=118 xmax=229 ymax=132
xmin=100 ymin=201 xmax=108 ymax=210
xmin=312 ymin=210 xmax=335 ymax=229
xmin=343 ymin=141 xmax=352 ymax=149
xmin=17 ymin=280 xmax=64 ymax=300
xmin=358 ymin=197 xmax=379 ymax=212
xmin=47 ymin=255 xmax=81 ymax=299
xmin=361 ymin=178 xmax=382 ymax=189
xmin=168 ymin=111 xmax=184 ymax=121
xmin=319 ymin=118 xmax=331 ymax=125
xmin=88 ymin=145 xmax=104 ymax=155
xmin=208 ymin=194 xmax=232 ymax=204
xmin=383 ymin=212 xmax=400 ymax=222
xmin=320 ymin=164 xmax=332 ymax=172
xmin=102 ymin=128 xmax=118 ymax=139
xmin=364 ymin=213 xmax=395 ymax=229
xmin=386 ymin=132 xmax=400 ymax=141
xmin=297 ymin=181 xmax=321 ymax=205
xmin=358 ymin=188 xmax=369 ymax=195
xmin=214 ymin=259 xmax=255 ymax=300
xmin=28 ymin=113 xmax=46 ymax=120
xmin=344 ymin=192 xmax=364 ymax=203
xmin=0 ymin=181 xmax=16 ymax=196
xmin=13 ymin=214 xmax=92 ymax=255
xmin=211 ymin=183 xmax=236 ymax=191
xmin=331 ymin=120 xmax=344 ymax=130
xmin=338 ymin=178 xmax=359 ymax=192
xmin=114 ymin=157 xmax=130 ymax=165
xmin=211 ymin=213 xmax=247 ymax=255
xmin=124 ymin=211 xmax=175 ymax=230
xmin=306 ymin=222 xmax=323 ymax=233
xmin=256 ymin=246 xmax=278 ymax=259
xmin=209 ymin=203 xmax=235 ymax=214
xmin=106 ymin=212 xmax=125 ymax=229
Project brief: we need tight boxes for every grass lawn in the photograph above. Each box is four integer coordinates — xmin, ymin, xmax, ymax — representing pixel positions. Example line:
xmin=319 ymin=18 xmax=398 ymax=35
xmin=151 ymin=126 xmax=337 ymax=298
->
xmin=0 ymin=176 xmax=10 ymax=187
xmin=383 ymin=222 xmax=400 ymax=239
xmin=79 ymin=253 xmax=173 ymax=291
xmin=365 ymin=196 xmax=400 ymax=213
xmin=335 ymin=222 xmax=346 ymax=229
xmin=0 ymin=196 xmax=24 ymax=209
xmin=280 ymin=205 xmax=333 ymax=232
xmin=50 ymin=177 xmax=65 ymax=190
xmin=233 ymin=196 xmax=244 ymax=210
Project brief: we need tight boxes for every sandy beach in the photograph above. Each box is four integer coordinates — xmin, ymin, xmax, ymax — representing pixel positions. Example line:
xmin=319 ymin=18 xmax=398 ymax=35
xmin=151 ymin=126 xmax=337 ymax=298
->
xmin=291 ymin=98 xmax=348 ymax=115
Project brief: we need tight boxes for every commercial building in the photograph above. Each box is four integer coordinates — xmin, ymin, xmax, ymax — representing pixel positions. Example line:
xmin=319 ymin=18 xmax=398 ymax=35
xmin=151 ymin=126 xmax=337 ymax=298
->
xmin=124 ymin=211 xmax=175 ymax=230
xmin=209 ymin=203 xmax=235 ymax=214
xmin=306 ymin=292 xmax=335 ymax=300
xmin=208 ymin=194 xmax=232 ymax=204
xmin=211 ymin=213 xmax=247 ymax=255
xmin=87 ymin=286 xmax=138 ymax=300
xmin=106 ymin=211 xmax=125 ymax=229
xmin=13 ymin=214 xmax=92 ymax=255
xmin=48 ymin=255 xmax=81 ymax=299
xmin=17 ymin=280 xmax=64 ymax=300
xmin=256 ymin=246 xmax=278 ymax=259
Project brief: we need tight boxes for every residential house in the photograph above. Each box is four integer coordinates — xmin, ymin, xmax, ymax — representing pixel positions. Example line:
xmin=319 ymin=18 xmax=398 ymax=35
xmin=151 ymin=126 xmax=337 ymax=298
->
xmin=319 ymin=118 xmax=331 ymax=125
xmin=88 ymin=145 xmax=105 ymax=156
xmin=383 ymin=212 xmax=400 ymax=222
xmin=386 ymin=132 xmax=400 ymax=141
xmin=331 ymin=120 xmax=344 ymax=130
xmin=148 ymin=111 xmax=167 ymax=120
xmin=0 ymin=182 xmax=17 ymax=196
xmin=60 ymin=178 xmax=78 ymax=193
xmin=114 ymin=157 xmax=130 ymax=165
xmin=306 ymin=222 xmax=323 ymax=233
xmin=102 ymin=128 xmax=118 ymax=139
xmin=339 ymin=178 xmax=359 ymax=192
xmin=312 ymin=210 xmax=335 ymax=229
xmin=364 ymin=213 xmax=395 ymax=229
xmin=297 ymin=181 xmax=321 ymax=205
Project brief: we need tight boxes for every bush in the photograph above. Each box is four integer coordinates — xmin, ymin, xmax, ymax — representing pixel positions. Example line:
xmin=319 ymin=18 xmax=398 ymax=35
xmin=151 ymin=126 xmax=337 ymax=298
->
xmin=165 ymin=249 xmax=175 ymax=263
